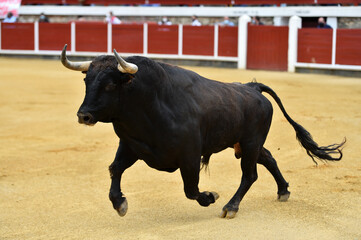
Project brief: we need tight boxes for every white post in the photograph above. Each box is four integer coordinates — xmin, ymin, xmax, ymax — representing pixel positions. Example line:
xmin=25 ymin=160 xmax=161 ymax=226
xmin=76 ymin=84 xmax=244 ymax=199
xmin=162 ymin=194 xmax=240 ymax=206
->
xmin=178 ymin=24 xmax=183 ymax=56
xmin=34 ymin=21 xmax=39 ymax=52
xmin=331 ymin=28 xmax=337 ymax=66
xmin=327 ymin=17 xmax=338 ymax=29
xmin=288 ymin=15 xmax=302 ymax=72
xmin=237 ymin=15 xmax=251 ymax=69
xmin=107 ymin=22 xmax=112 ymax=54
xmin=71 ymin=22 xmax=76 ymax=53
xmin=143 ymin=23 xmax=148 ymax=56
xmin=214 ymin=24 xmax=218 ymax=58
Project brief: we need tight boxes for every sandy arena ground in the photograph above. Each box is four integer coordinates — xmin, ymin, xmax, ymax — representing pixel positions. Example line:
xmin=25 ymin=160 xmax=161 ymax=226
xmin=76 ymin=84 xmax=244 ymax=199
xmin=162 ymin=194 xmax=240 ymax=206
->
xmin=0 ymin=57 xmax=360 ymax=240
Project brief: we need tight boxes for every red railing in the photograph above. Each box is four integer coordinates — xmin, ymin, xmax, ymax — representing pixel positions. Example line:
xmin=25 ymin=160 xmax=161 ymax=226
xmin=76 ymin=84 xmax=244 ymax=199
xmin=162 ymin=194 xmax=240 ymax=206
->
xmin=336 ymin=29 xmax=361 ymax=66
xmin=1 ymin=23 xmax=34 ymax=50
xmin=183 ymin=26 xmax=214 ymax=56
xmin=113 ymin=24 xmax=143 ymax=53
xmin=247 ymin=25 xmax=289 ymax=71
xmin=0 ymin=22 xmax=239 ymax=58
xmin=20 ymin=0 xmax=361 ymax=5
xmin=1 ymin=22 xmax=360 ymax=71
xmin=39 ymin=23 xmax=71 ymax=50
xmin=148 ymin=25 xmax=178 ymax=54
xmin=218 ymin=26 xmax=238 ymax=57
xmin=75 ymin=22 xmax=108 ymax=52
xmin=297 ymin=28 xmax=361 ymax=66
xmin=298 ymin=28 xmax=333 ymax=64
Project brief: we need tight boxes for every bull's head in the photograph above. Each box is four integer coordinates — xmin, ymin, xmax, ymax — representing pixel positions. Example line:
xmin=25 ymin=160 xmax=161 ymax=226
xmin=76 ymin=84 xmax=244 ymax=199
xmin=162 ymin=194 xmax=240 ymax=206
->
xmin=61 ymin=44 xmax=138 ymax=125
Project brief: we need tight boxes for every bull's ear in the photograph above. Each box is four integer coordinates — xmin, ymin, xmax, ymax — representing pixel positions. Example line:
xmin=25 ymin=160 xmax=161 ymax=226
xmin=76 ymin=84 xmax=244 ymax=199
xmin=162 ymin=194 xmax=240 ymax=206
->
xmin=123 ymin=73 xmax=135 ymax=83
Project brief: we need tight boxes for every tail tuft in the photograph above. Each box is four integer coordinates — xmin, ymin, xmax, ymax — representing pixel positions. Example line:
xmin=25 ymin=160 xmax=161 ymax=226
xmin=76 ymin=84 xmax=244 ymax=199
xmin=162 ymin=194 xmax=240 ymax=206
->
xmin=249 ymin=82 xmax=346 ymax=164
xmin=294 ymin=122 xmax=346 ymax=164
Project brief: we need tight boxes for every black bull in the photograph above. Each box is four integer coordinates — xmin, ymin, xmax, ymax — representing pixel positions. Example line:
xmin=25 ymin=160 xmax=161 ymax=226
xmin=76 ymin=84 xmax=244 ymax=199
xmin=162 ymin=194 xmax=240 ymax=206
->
xmin=61 ymin=45 xmax=345 ymax=219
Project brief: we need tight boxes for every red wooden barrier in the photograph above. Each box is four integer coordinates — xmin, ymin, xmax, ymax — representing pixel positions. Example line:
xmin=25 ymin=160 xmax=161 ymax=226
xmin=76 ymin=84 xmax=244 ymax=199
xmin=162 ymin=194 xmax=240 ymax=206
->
xmin=39 ymin=23 xmax=71 ymax=51
xmin=218 ymin=26 xmax=237 ymax=57
xmin=297 ymin=28 xmax=332 ymax=64
xmin=235 ymin=0 xmax=314 ymax=4
xmin=247 ymin=25 xmax=288 ymax=71
xmin=148 ymin=0 xmax=232 ymax=4
xmin=1 ymin=23 xmax=34 ymax=50
xmin=86 ymin=0 xmax=144 ymax=5
xmin=21 ymin=0 xmax=79 ymax=4
xmin=318 ymin=0 xmax=360 ymax=4
xmin=75 ymin=22 xmax=107 ymax=52
xmin=21 ymin=0 xmax=361 ymax=4
xmin=112 ymin=24 xmax=143 ymax=53
xmin=183 ymin=26 xmax=214 ymax=56
xmin=336 ymin=29 xmax=361 ymax=66
xmin=148 ymin=25 xmax=178 ymax=54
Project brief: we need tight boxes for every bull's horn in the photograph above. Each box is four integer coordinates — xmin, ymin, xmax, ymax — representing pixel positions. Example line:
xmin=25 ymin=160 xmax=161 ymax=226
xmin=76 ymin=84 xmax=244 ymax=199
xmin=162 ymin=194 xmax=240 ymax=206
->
xmin=61 ymin=44 xmax=91 ymax=71
xmin=113 ymin=49 xmax=138 ymax=74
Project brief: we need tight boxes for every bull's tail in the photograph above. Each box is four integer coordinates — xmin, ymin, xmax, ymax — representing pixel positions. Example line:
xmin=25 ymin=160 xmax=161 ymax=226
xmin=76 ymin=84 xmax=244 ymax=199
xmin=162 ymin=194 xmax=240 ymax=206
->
xmin=247 ymin=82 xmax=346 ymax=164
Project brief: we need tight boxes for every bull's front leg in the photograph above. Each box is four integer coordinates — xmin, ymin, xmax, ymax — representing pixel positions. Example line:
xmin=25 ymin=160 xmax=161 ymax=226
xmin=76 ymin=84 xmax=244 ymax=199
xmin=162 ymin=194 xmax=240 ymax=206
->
xmin=180 ymin=157 xmax=219 ymax=207
xmin=109 ymin=141 xmax=138 ymax=217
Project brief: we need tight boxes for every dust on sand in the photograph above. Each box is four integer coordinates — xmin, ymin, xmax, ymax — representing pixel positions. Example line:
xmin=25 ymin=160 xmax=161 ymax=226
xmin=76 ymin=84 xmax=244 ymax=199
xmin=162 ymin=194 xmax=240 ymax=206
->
xmin=0 ymin=57 xmax=360 ymax=239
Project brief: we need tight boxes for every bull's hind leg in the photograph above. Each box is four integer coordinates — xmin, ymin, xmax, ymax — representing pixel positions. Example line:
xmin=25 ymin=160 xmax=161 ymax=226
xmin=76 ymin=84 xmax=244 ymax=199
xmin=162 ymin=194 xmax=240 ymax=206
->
xmin=258 ymin=147 xmax=290 ymax=201
xmin=221 ymin=144 xmax=260 ymax=219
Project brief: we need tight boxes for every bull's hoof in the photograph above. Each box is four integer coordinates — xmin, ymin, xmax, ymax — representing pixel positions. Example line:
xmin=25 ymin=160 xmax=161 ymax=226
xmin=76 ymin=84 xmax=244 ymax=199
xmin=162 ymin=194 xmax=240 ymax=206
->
xmin=277 ymin=192 xmax=290 ymax=202
xmin=220 ymin=205 xmax=238 ymax=219
xmin=197 ymin=191 xmax=220 ymax=207
xmin=115 ymin=197 xmax=128 ymax=217
xmin=206 ymin=191 xmax=219 ymax=202
xmin=220 ymin=209 xmax=237 ymax=219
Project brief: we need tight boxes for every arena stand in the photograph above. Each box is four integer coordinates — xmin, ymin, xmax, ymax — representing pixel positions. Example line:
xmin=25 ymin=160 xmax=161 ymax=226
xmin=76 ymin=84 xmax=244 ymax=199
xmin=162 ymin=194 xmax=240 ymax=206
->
xmin=1 ymin=2 xmax=360 ymax=73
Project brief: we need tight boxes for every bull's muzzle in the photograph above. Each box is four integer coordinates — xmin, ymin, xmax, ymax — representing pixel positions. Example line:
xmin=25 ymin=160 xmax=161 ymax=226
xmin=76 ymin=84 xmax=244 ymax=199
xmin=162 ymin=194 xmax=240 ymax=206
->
xmin=77 ymin=112 xmax=95 ymax=125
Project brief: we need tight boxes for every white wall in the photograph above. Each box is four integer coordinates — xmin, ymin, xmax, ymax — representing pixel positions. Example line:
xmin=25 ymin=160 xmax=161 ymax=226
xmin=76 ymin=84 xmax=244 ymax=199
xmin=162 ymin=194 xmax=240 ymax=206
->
xmin=19 ymin=5 xmax=361 ymax=17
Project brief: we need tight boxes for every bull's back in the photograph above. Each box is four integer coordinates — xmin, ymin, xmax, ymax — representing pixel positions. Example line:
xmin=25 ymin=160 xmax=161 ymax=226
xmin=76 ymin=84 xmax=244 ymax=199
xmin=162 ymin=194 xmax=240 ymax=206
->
xmin=157 ymin=62 xmax=273 ymax=154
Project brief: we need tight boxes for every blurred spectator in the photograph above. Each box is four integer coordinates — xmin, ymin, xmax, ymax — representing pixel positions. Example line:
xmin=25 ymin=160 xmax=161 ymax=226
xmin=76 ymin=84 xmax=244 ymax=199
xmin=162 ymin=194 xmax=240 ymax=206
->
xmin=158 ymin=16 xmax=172 ymax=25
xmin=317 ymin=17 xmax=332 ymax=29
xmin=218 ymin=16 xmax=234 ymax=26
xmin=39 ymin=13 xmax=49 ymax=23
xmin=251 ymin=16 xmax=263 ymax=25
xmin=191 ymin=15 xmax=201 ymax=26
xmin=3 ymin=12 xmax=17 ymax=23
xmin=105 ymin=11 xmax=121 ymax=24
xmin=76 ymin=15 xmax=86 ymax=22
xmin=77 ymin=15 xmax=86 ymax=22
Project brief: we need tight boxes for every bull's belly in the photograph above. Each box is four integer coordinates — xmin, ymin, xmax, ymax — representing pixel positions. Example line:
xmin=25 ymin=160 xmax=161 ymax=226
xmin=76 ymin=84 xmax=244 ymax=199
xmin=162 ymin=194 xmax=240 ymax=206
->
xmin=201 ymin=126 xmax=242 ymax=155
xmin=141 ymin=156 xmax=179 ymax=172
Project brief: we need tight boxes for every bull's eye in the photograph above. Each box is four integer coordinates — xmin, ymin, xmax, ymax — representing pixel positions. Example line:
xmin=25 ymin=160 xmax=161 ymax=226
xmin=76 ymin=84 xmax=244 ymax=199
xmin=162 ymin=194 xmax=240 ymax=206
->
xmin=105 ymin=83 xmax=116 ymax=91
